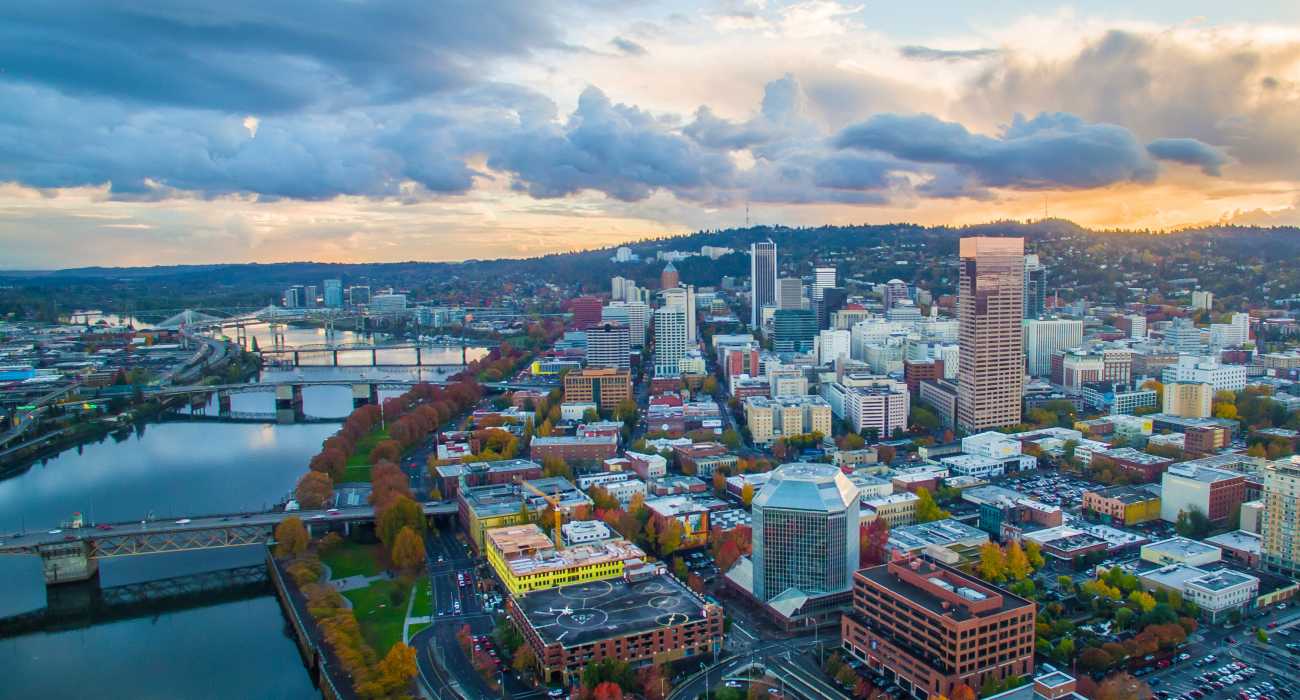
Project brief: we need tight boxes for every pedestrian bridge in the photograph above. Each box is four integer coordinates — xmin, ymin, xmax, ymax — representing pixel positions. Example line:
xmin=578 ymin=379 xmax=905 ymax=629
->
xmin=0 ymin=501 xmax=457 ymax=585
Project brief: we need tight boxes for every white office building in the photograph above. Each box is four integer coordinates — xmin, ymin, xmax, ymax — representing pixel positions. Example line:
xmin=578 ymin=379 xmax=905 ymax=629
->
xmin=653 ymin=306 xmax=688 ymax=377
xmin=1162 ymin=355 xmax=1248 ymax=392
xmin=1023 ymin=319 xmax=1084 ymax=377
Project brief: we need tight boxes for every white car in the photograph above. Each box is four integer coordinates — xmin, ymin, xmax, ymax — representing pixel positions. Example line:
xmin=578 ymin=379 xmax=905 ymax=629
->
xmin=48 ymin=529 xmax=62 ymax=534
xmin=176 ymin=518 xmax=191 ymax=524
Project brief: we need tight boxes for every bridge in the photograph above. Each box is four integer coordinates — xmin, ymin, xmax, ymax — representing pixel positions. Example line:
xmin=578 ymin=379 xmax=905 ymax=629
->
xmin=0 ymin=501 xmax=458 ymax=586
xmin=256 ymin=341 xmax=485 ymax=368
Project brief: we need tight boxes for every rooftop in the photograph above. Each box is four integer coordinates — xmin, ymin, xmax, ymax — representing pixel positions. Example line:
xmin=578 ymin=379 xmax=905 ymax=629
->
xmin=858 ymin=557 xmax=1032 ymax=622
xmin=485 ymin=524 xmax=645 ymax=577
xmin=1087 ymin=484 xmax=1158 ymax=504
xmin=889 ymin=519 xmax=989 ymax=552
xmin=1100 ymin=447 xmax=1173 ymax=465
xmin=513 ymin=573 xmax=713 ymax=647
xmin=1143 ymin=536 xmax=1221 ymax=560
xmin=1164 ymin=463 xmax=1244 ymax=484
xmin=1188 ymin=569 xmax=1256 ymax=593
xmin=1204 ymin=529 xmax=1262 ymax=555
xmin=751 ymin=462 xmax=859 ymax=513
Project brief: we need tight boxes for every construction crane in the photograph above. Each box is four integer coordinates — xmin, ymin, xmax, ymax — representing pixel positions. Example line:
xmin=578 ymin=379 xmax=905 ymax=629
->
xmin=521 ymin=480 xmax=565 ymax=550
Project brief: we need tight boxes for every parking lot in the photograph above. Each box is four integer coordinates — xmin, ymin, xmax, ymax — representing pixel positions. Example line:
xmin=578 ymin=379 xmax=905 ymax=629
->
xmin=1000 ymin=471 xmax=1106 ymax=509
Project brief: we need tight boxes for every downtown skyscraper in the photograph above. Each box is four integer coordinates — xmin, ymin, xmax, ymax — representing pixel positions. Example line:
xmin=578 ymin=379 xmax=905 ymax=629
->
xmin=750 ymin=239 xmax=777 ymax=328
xmin=957 ymin=237 xmax=1025 ymax=432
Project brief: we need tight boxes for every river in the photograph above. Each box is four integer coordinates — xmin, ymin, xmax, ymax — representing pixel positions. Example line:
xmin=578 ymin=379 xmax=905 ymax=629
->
xmin=0 ymin=330 xmax=489 ymax=698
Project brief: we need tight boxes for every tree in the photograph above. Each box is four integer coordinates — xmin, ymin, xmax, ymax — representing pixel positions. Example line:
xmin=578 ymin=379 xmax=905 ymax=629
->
xmin=658 ymin=518 xmax=685 ymax=556
xmin=1078 ymin=647 xmax=1113 ymax=672
xmin=950 ymin=684 xmax=977 ymax=700
xmin=914 ymin=487 xmax=949 ymax=523
xmin=978 ymin=542 xmax=1007 ymax=583
xmin=1257 ymin=628 xmax=1269 ymax=644
xmin=593 ymin=682 xmax=624 ymax=700
xmin=295 ymin=471 xmax=335 ymax=509
xmin=377 ymin=495 xmax=425 ymax=545
xmin=542 ymin=456 xmax=573 ymax=481
xmin=1115 ymin=606 xmax=1135 ymax=631
xmin=1174 ymin=507 xmax=1211 ymax=539
xmin=1024 ymin=539 xmax=1044 ymax=570
xmin=274 ymin=516 xmax=309 ymax=558
xmin=391 ymin=526 xmax=426 ymax=574
xmin=1095 ymin=673 xmax=1152 ymax=700
xmin=712 ymin=470 xmax=727 ymax=495
xmin=1005 ymin=540 xmax=1031 ymax=581
xmin=512 ymin=644 xmax=540 ymax=677
xmin=741 ymin=483 xmax=755 ymax=507
xmin=721 ymin=428 xmax=741 ymax=449
xmin=375 ymin=643 xmax=419 ymax=696
xmin=370 ymin=460 xmax=412 ymax=512
xmin=1129 ymin=590 xmax=1157 ymax=613
xmin=861 ymin=518 xmax=890 ymax=567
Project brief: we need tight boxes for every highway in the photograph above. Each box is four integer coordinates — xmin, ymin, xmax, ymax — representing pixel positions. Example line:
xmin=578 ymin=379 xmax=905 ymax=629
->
xmin=0 ymin=501 xmax=457 ymax=554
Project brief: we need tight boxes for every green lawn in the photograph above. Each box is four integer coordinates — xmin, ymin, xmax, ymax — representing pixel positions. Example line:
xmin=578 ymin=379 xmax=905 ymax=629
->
xmin=320 ymin=541 xmax=382 ymax=580
xmin=411 ymin=578 xmax=434 ymax=618
xmin=351 ymin=427 xmax=391 ymax=460
xmin=341 ymin=463 xmax=373 ymax=483
xmin=344 ymin=579 xmax=410 ymax=655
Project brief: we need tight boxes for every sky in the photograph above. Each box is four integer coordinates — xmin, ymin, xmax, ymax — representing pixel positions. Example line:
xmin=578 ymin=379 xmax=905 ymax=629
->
xmin=2 ymin=1 xmax=1300 ymax=268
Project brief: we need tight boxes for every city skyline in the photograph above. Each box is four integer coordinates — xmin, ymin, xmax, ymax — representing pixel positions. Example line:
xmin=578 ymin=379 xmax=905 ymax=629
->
xmin=5 ymin=1 xmax=1300 ymax=267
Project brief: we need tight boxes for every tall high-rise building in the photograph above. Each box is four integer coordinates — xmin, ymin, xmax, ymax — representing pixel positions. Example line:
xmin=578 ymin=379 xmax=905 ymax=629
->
xmin=653 ymin=306 xmax=687 ymax=377
xmin=750 ymin=240 xmax=777 ymax=328
xmin=585 ymin=323 xmax=630 ymax=370
xmin=1023 ymin=318 xmax=1083 ymax=377
xmin=1192 ymin=290 xmax=1214 ymax=311
xmin=660 ymin=262 xmax=680 ymax=290
xmin=772 ymin=309 xmax=817 ymax=354
xmin=778 ymin=277 xmax=802 ymax=310
xmin=752 ymin=463 xmax=860 ymax=602
xmin=283 ymin=285 xmax=303 ymax=308
xmin=883 ymin=279 xmax=909 ymax=310
xmin=661 ymin=286 xmax=697 ymax=345
xmin=570 ymin=296 xmax=603 ymax=330
xmin=813 ymin=266 xmax=837 ymax=302
xmin=1023 ymin=254 xmax=1047 ymax=320
xmin=605 ymin=301 xmax=648 ymax=346
xmin=611 ymin=276 xmax=629 ymax=301
xmin=303 ymin=284 xmax=318 ymax=308
xmin=323 ymin=279 xmax=343 ymax=308
xmin=817 ymin=287 xmax=847 ymax=331
xmin=957 ymin=237 xmax=1025 ymax=432
xmin=1262 ymin=457 xmax=1300 ymax=577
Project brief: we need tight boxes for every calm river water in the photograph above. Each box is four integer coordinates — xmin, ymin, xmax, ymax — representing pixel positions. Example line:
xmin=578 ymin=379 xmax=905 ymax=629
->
xmin=0 ymin=323 xmax=489 ymax=699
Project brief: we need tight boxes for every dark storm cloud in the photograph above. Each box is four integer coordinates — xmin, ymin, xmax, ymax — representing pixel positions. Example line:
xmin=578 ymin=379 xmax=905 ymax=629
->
xmin=0 ymin=0 xmax=562 ymax=113
xmin=834 ymin=111 xmax=1158 ymax=189
xmin=1147 ymin=138 xmax=1229 ymax=176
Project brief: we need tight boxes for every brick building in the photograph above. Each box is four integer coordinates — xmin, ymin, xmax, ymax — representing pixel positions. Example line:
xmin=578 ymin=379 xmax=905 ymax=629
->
xmin=563 ymin=367 xmax=632 ymax=412
xmin=841 ymin=557 xmax=1036 ymax=699
xmin=530 ymin=435 xmax=619 ymax=463
xmin=509 ymin=572 xmax=724 ymax=685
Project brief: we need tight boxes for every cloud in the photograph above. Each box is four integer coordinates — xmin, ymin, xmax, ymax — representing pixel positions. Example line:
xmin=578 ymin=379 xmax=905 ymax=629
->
xmin=955 ymin=27 xmax=1300 ymax=180
xmin=0 ymin=0 xmax=563 ymax=113
xmin=485 ymin=86 xmax=735 ymax=202
xmin=834 ymin=111 xmax=1159 ymax=190
xmin=899 ymin=45 xmax=1001 ymax=62
xmin=1146 ymin=138 xmax=1229 ymax=176
xmin=610 ymin=36 xmax=647 ymax=56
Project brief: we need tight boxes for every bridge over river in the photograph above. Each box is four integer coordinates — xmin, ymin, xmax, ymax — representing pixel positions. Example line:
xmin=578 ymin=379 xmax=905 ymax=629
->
xmin=0 ymin=501 xmax=457 ymax=586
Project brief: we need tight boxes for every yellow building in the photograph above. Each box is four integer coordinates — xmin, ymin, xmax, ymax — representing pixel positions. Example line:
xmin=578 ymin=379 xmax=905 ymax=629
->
xmin=861 ymin=492 xmax=920 ymax=527
xmin=743 ymin=395 xmax=833 ymax=445
xmin=484 ymin=524 xmax=646 ymax=596
xmin=1081 ymin=485 xmax=1161 ymax=526
xmin=1163 ymin=381 xmax=1213 ymax=418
